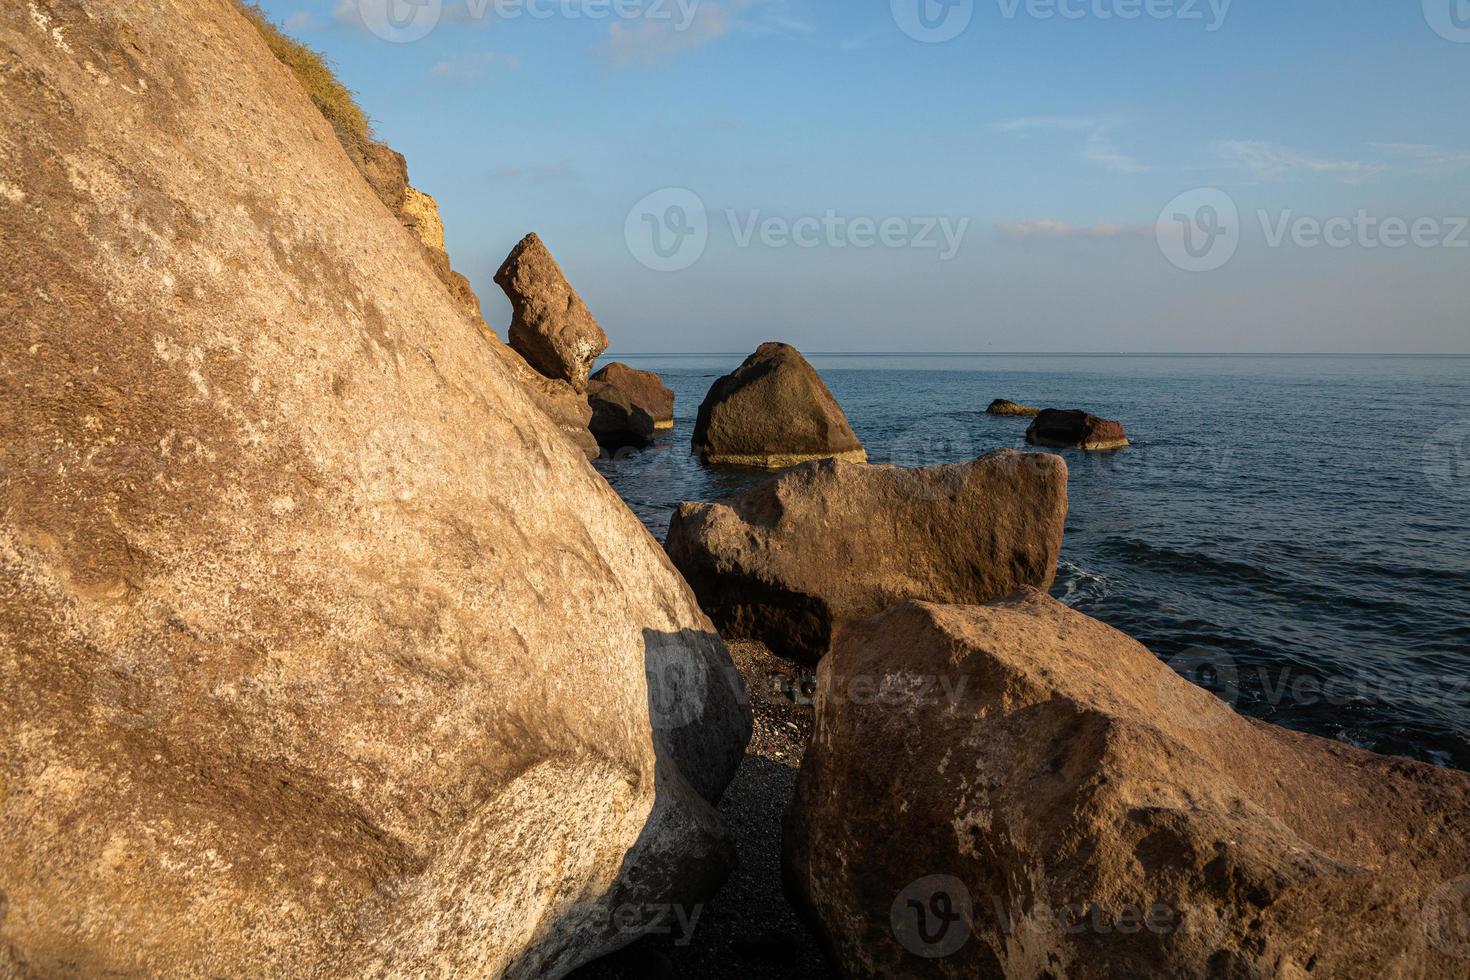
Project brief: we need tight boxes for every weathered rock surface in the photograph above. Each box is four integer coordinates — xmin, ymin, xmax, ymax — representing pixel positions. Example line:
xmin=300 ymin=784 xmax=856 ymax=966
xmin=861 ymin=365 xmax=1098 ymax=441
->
xmin=0 ymin=3 xmax=749 ymax=978
xmin=593 ymin=363 xmax=676 ymax=430
xmin=495 ymin=233 xmax=610 ymax=391
xmin=664 ymin=451 xmax=1067 ymax=663
xmin=785 ymin=593 xmax=1470 ymax=979
xmin=587 ymin=380 xmax=656 ymax=450
xmin=1025 ymin=408 xmax=1129 ymax=450
xmin=986 ymin=398 xmax=1041 ymax=417
xmin=692 ymin=344 xmax=866 ymax=468
xmin=489 ymin=339 xmax=601 ymax=459
xmin=402 ymin=186 xmax=447 ymax=253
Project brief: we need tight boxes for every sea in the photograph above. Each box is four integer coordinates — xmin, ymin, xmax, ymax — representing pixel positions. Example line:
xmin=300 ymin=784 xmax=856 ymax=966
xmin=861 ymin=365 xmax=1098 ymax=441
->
xmin=591 ymin=353 xmax=1470 ymax=772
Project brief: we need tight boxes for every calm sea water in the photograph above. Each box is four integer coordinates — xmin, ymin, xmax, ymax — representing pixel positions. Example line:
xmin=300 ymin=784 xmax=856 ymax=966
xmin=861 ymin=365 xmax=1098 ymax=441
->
xmin=593 ymin=354 xmax=1470 ymax=771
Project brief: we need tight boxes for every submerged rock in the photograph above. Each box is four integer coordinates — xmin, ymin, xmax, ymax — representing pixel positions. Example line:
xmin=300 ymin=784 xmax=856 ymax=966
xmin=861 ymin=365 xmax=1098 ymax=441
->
xmin=495 ymin=233 xmax=610 ymax=391
xmin=785 ymin=592 xmax=1470 ymax=979
xmin=587 ymin=379 xmax=656 ymax=450
xmin=0 ymin=4 xmax=749 ymax=977
xmin=665 ymin=451 xmax=1067 ymax=663
xmin=593 ymin=362 xmax=676 ymax=430
xmin=1025 ymin=407 xmax=1129 ymax=450
xmin=692 ymin=343 xmax=867 ymax=468
xmin=986 ymin=398 xmax=1041 ymax=417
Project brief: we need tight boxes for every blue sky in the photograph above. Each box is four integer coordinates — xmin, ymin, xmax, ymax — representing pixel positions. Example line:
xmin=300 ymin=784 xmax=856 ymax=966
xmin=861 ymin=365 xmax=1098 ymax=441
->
xmin=254 ymin=0 xmax=1470 ymax=352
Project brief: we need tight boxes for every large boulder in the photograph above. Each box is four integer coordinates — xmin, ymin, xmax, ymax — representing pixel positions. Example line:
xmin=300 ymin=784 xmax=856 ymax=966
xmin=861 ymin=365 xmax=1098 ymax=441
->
xmin=1025 ymin=408 xmax=1129 ymax=450
xmin=692 ymin=343 xmax=867 ymax=468
xmin=587 ymin=379 xmax=656 ymax=450
xmin=592 ymin=362 xmax=676 ymax=430
xmin=785 ymin=593 xmax=1470 ymax=979
xmin=495 ymin=233 xmax=609 ymax=391
xmin=665 ymin=451 xmax=1067 ymax=663
xmin=0 ymin=3 xmax=749 ymax=977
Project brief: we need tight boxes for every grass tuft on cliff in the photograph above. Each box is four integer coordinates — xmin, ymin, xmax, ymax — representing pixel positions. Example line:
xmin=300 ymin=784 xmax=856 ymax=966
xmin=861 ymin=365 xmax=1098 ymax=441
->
xmin=235 ymin=2 xmax=373 ymax=144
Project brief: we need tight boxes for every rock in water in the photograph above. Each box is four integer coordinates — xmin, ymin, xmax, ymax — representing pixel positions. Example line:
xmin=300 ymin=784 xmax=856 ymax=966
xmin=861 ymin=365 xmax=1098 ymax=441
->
xmin=1025 ymin=407 xmax=1129 ymax=449
xmin=692 ymin=343 xmax=867 ymax=468
xmin=495 ymin=233 xmax=610 ymax=391
xmin=985 ymin=398 xmax=1041 ymax=417
xmin=587 ymin=379 xmax=656 ymax=450
xmin=785 ymin=593 xmax=1470 ymax=979
xmin=592 ymin=362 xmax=676 ymax=430
xmin=665 ymin=451 xmax=1066 ymax=663
xmin=0 ymin=3 xmax=750 ymax=977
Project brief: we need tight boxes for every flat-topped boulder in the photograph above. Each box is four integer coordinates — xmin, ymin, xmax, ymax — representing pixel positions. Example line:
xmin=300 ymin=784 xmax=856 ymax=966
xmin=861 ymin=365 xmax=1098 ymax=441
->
xmin=986 ymin=398 xmax=1041 ymax=417
xmin=785 ymin=592 xmax=1470 ymax=978
xmin=1026 ymin=407 xmax=1129 ymax=450
xmin=592 ymin=362 xmax=676 ymax=430
xmin=665 ymin=450 xmax=1067 ymax=663
xmin=495 ymin=232 xmax=609 ymax=391
xmin=692 ymin=343 xmax=866 ymax=468
xmin=587 ymin=379 xmax=656 ymax=450
xmin=0 ymin=3 xmax=749 ymax=976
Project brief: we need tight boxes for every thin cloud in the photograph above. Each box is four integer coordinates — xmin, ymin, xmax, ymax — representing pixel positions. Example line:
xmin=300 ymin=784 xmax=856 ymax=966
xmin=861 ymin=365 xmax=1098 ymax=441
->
xmin=994 ymin=115 xmax=1150 ymax=174
xmin=997 ymin=219 xmax=1151 ymax=241
xmin=431 ymin=51 xmax=519 ymax=81
xmin=1370 ymin=143 xmax=1470 ymax=174
xmin=1215 ymin=140 xmax=1385 ymax=184
xmin=284 ymin=11 xmax=320 ymax=31
xmin=599 ymin=0 xmax=806 ymax=67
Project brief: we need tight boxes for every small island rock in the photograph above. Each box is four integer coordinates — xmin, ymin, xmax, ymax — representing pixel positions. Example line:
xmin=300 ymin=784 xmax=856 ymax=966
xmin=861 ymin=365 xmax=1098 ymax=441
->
xmin=592 ymin=362 xmax=676 ymax=430
xmin=1025 ymin=407 xmax=1129 ymax=450
xmin=986 ymin=398 xmax=1041 ymax=417
xmin=587 ymin=379 xmax=656 ymax=449
xmin=692 ymin=343 xmax=866 ymax=468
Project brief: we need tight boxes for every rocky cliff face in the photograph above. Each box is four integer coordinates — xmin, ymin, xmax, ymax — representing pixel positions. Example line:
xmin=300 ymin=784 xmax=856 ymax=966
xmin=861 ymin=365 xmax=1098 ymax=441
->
xmin=0 ymin=2 xmax=748 ymax=976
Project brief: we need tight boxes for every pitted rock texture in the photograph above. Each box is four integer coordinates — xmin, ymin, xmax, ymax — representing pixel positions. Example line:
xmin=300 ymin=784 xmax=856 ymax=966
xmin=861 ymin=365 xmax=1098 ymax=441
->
xmin=692 ymin=343 xmax=867 ymax=469
xmin=495 ymin=233 xmax=610 ymax=391
xmin=785 ymin=593 xmax=1470 ymax=979
xmin=0 ymin=2 xmax=748 ymax=977
xmin=665 ymin=451 xmax=1067 ymax=664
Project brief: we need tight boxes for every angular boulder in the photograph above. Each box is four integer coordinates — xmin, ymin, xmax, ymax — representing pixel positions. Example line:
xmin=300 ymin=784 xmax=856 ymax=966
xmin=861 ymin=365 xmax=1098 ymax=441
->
xmin=986 ymin=398 xmax=1040 ymax=417
xmin=587 ymin=379 xmax=656 ymax=450
xmin=592 ymin=362 xmax=676 ymax=430
xmin=664 ymin=451 xmax=1067 ymax=663
xmin=495 ymin=232 xmax=609 ymax=391
xmin=785 ymin=593 xmax=1470 ymax=979
xmin=0 ymin=3 xmax=748 ymax=977
xmin=692 ymin=343 xmax=866 ymax=468
xmin=1025 ymin=408 xmax=1129 ymax=450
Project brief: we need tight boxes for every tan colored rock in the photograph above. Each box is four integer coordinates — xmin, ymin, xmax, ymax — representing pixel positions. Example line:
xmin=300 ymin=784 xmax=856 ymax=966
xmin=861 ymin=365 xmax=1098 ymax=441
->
xmin=592 ymin=362 xmax=676 ymax=430
xmin=785 ymin=593 xmax=1470 ymax=979
xmin=494 ymin=233 xmax=609 ymax=391
xmin=986 ymin=398 xmax=1040 ymax=417
xmin=1026 ymin=408 xmax=1129 ymax=450
xmin=488 ymin=339 xmax=600 ymax=459
xmin=402 ymin=187 xmax=447 ymax=253
xmin=665 ymin=451 xmax=1067 ymax=663
xmin=0 ymin=2 xmax=749 ymax=977
xmin=692 ymin=343 xmax=867 ymax=468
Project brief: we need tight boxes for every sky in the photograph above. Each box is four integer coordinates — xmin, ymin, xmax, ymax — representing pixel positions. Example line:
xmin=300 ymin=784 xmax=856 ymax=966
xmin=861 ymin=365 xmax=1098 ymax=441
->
xmin=253 ymin=0 xmax=1470 ymax=353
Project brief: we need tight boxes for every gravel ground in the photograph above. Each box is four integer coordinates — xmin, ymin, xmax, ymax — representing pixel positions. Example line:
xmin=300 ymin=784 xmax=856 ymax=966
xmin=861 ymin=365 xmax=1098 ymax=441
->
xmin=571 ymin=639 xmax=839 ymax=979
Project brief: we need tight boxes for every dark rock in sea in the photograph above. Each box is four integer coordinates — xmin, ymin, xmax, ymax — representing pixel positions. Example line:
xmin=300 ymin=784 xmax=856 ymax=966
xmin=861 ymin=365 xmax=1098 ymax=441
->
xmin=593 ymin=362 xmax=676 ymax=430
xmin=986 ymin=398 xmax=1041 ymax=417
xmin=0 ymin=2 xmax=750 ymax=975
xmin=495 ymin=232 xmax=610 ymax=391
xmin=665 ymin=450 xmax=1067 ymax=664
xmin=1025 ymin=407 xmax=1129 ymax=450
xmin=784 ymin=592 xmax=1470 ymax=979
xmin=692 ymin=343 xmax=866 ymax=468
xmin=587 ymin=379 xmax=656 ymax=449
